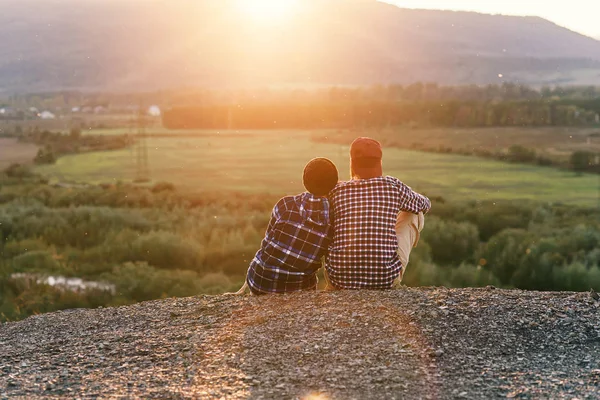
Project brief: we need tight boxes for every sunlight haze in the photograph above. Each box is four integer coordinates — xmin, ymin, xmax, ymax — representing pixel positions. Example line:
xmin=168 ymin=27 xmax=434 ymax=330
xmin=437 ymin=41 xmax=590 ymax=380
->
xmin=384 ymin=0 xmax=600 ymax=38
xmin=234 ymin=0 xmax=299 ymax=23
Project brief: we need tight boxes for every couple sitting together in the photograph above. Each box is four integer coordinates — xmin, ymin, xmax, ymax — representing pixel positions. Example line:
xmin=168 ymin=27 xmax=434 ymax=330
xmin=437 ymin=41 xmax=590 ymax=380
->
xmin=242 ymin=137 xmax=431 ymax=295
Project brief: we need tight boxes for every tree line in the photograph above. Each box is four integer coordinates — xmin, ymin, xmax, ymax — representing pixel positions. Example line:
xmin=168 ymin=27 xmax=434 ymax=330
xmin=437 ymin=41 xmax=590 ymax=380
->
xmin=163 ymin=100 xmax=600 ymax=130
xmin=313 ymin=131 xmax=600 ymax=175
xmin=13 ymin=127 xmax=133 ymax=165
xmin=5 ymin=82 xmax=600 ymax=111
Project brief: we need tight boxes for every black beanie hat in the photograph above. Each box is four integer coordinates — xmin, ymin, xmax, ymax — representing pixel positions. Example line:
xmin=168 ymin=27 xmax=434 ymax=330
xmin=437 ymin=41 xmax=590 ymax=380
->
xmin=303 ymin=158 xmax=339 ymax=196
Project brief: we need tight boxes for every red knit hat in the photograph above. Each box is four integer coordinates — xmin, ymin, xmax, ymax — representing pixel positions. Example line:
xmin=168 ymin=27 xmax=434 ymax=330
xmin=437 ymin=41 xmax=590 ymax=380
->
xmin=350 ymin=137 xmax=383 ymax=179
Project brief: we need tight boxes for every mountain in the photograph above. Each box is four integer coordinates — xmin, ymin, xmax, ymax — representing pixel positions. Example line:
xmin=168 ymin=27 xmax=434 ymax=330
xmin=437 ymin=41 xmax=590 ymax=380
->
xmin=1 ymin=0 xmax=600 ymax=92
xmin=1 ymin=289 xmax=599 ymax=398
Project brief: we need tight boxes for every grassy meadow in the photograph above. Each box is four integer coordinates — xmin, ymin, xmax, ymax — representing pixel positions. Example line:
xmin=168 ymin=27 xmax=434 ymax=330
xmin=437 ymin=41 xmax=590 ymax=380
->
xmin=35 ymin=130 xmax=600 ymax=206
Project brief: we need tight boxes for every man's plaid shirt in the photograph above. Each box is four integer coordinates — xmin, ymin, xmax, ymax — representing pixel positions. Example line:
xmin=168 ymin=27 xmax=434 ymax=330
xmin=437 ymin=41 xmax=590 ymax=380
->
xmin=246 ymin=193 xmax=331 ymax=294
xmin=326 ymin=176 xmax=431 ymax=289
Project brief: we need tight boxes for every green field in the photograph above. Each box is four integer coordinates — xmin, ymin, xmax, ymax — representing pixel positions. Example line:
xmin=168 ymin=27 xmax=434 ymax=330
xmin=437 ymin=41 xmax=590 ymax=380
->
xmin=35 ymin=130 xmax=600 ymax=206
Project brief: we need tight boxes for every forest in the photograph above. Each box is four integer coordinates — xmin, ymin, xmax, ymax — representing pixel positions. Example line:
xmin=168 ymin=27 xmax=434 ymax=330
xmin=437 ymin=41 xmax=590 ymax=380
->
xmin=1 ymin=165 xmax=599 ymax=322
xmin=160 ymin=84 xmax=600 ymax=130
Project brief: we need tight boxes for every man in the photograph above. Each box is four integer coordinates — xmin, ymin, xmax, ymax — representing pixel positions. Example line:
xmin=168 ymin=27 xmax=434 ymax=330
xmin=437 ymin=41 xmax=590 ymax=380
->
xmin=325 ymin=137 xmax=431 ymax=289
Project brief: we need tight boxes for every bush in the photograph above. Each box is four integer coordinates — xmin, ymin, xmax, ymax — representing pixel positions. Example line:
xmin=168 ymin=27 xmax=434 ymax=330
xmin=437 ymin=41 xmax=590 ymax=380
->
xmin=421 ymin=217 xmax=480 ymax=266
xmin=5 ymin=205 xmax=151 ymax=249
xmin=106 ymin=262 xmax=204 ymax=302
xmin=402 ymin=262 xmax=448 ymax=287
xmin=34 ymin=146 xmax=57 ymax=165
xmin=480 ymin=229 xmax=534 ymax=285
xmin=131 ymin=231 xmax=205 ymax=272
xmin=403 ymin=261 xmax=500 ymax=288
xmin=198 ymin=272 xmax=235 ymax=294
xmin=511 ymin=238 xmax=564 ymax=290
xmin=151 ymin=182 xmax=176 ymax=193
xmin=553 ymin=263 xmax=600 ymax=291
xmin=447 ymin=264 xmax=501 ymax=288
xmin=4 ymin=163 xmax=34 ymax=179
xmin=2 ymin=239 xmax=49 ymax=259
xmin=506 ymin=145 xmax=536 ymax=163
xmin=431 ymin=200 xmax=531 ymax=241
xmin=570 ymin=151 xmax=597 ymax=173
xmin=10 ymin=250 xmax=64 ymax=274
xmin=1 ymin=279 xmax=112 ymax=321
xmin=69 ymin=127 xmax=82 ymax=140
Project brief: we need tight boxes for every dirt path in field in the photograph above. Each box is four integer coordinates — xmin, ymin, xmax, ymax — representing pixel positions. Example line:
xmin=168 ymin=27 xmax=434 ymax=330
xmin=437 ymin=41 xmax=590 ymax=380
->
xmin=0 ymin=138 xmax=37 ymax=169
xmin=1 ymin=288 xmax=599 ymax=399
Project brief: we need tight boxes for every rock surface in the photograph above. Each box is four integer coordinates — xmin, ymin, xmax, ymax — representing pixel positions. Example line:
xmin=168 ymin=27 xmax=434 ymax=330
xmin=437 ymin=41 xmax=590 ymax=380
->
xmin=1 ymin=287 xmax=599 ymax=399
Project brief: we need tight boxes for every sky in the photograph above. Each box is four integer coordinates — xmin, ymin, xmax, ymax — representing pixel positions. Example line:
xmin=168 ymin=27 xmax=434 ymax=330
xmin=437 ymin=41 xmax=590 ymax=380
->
xmin=384 ymin=1 xmax=600 ymax=39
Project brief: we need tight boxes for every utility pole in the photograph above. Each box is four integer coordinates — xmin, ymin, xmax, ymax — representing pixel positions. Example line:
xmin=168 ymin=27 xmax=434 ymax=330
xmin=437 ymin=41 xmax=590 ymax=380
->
xmin=228 ymin=106 xmax=233 ymax=130
xmin=596 ymin=154 xmax=600 ymax=210
xmin=134 ymin=103 xmax=150 ymax=182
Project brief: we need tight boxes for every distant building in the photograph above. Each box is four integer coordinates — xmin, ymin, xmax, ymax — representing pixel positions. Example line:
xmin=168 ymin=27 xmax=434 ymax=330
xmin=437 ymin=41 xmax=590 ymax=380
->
xmin=39 ymin=111 xmax=56 ymax=120
xmin=94 ymin=105 xmax=107 ymax=114
xmin=148 ymin=105 xmax=161 ymax=117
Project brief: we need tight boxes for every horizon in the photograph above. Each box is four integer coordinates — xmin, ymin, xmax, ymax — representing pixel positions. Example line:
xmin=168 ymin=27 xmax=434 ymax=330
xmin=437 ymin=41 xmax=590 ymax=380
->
xmin=383 ymin=0 xmax=600 ymax=39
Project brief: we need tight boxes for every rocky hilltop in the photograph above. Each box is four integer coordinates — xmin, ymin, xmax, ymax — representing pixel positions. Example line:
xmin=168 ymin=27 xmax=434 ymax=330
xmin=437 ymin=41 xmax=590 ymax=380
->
xmin=1 ymin=288 xmax=599 ymax=399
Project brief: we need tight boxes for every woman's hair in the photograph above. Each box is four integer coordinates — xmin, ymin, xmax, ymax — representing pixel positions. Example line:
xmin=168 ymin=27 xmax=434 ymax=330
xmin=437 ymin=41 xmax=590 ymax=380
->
xmin=303 ymin=158 xmax=339 ymax=196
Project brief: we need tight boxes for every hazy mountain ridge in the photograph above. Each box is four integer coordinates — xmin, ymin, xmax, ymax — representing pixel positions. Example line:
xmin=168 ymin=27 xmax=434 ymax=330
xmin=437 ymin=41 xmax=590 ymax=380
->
xmin=1 ymin=0 xmax=600 ymax=92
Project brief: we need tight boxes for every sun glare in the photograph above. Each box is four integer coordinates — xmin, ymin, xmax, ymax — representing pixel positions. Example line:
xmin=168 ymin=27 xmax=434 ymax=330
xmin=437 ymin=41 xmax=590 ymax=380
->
xmin=235 ymin=0 xmax=299 ymax=23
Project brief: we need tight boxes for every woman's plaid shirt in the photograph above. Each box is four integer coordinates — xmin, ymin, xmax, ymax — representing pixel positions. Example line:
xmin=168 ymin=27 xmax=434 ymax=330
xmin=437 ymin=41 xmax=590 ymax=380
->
xmin=326 ymin=176 xmax=431 ymax=289
xmin=246 ymin=193 xmax=331 ymax=294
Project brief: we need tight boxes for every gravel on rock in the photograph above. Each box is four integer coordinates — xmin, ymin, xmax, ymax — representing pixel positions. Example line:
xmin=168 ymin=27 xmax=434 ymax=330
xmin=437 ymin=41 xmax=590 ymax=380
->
xmin=1 ymin=287 xmax=599 ymax=399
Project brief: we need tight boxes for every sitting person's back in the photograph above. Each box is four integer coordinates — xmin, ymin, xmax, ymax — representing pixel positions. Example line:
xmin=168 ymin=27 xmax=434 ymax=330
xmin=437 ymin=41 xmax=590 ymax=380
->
xmin=246 ymin=158 xmax=339 ymax=294
xmin=326 ymin=138 xmax=431 ymax=290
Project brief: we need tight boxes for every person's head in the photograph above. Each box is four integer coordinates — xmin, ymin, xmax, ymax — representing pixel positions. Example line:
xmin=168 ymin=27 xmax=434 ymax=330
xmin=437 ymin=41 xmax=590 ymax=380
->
xmin=303 ymin=157 xmax=339 ymax=196
xmin=350 ymin=137 xmax=383 ymax=179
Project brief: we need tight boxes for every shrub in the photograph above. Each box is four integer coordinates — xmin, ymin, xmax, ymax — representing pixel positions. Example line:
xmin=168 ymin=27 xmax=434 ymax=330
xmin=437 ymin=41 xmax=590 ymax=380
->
xmin=479 ymin=229 xmax=534 ymax=285
xmin=447 ymin=264 xmax=501 ymax=288
xmin=151 ymin=182 xmax=176 ymax=193
xmin=506 ymin=145 xmax=536 ymax=163
xmin=34 ymin=146 xmax=57 ymax=165
xmin=512 ymin=238 xmax=564 ymax=290
xmin=431 ymin=200 xmax=532 ymax=241
xmin=2 ymin=239 xmax=49 ymax=259
xmin=10 ymin=250 xmax=64 ymax=274
xmin=552 ymin=262 xmax=600 ymax=292
xmin=570 ymin=151 xmax=597 ymax=173
xmin=106 ymin=262 xmax=204 ymax=302
xmin=10 ymin=206 xmax=152 ymax=248
xmin=1 ymin=279 xmax=112 ymax=321
xmin=402 ymin=261 xmax=449 ymax=287
xmin=131 ymin=231 xmax=205 ymax=272
xmin=421 ymin=217 xmax=480 ymax=266
xmin=4 ymin=163 xmax=34 ymax=179
xmin=69 ymin=127 xmax=82 ymax=140
xmin=198 ymin=272 xmax=234 ymax=294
